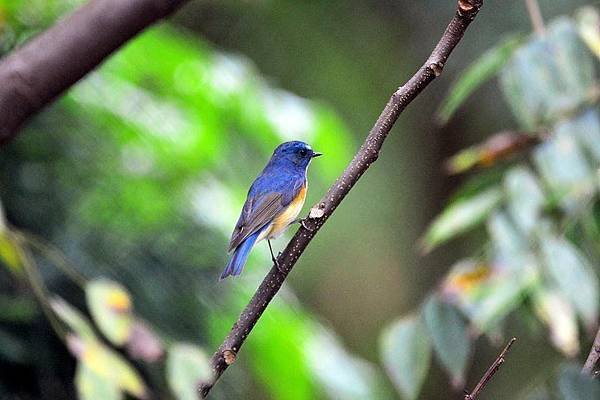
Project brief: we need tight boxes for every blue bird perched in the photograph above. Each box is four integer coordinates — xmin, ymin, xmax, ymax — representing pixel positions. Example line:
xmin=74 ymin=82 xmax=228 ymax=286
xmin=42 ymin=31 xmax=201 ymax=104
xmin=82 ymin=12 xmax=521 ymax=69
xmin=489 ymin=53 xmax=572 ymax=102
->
xmin=221 ymin=141 xmax=322 ymax=279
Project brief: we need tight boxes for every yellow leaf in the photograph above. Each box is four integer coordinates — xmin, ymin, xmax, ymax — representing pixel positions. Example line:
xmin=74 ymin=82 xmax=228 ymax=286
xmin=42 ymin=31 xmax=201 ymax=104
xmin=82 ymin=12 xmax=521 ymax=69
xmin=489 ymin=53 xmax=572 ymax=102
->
xmin=577 ymin=7 xmax=600 ymax=60
xmin=78 ymin=338 xmax=147 ymax=399
xmin=86 ymin=279 xmax=133 ymax=345
xmin=0 ymin=232 xmax=24 ymax=275
xmin=442 ymin=260 xmax=492 ymax=297
xmin=533 ymin=289 xmax=579 ymax=357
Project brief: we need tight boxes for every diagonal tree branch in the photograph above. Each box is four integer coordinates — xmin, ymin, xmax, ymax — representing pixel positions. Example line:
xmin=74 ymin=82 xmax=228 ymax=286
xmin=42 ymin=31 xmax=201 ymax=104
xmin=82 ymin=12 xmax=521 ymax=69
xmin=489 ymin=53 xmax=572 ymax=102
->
xmin=199 ymin=0 xmax=485 ymax=397
xmin=0 ymin=0 xmax=189 ymax=144
xmin=582 ymin=326 xmax=600 ymax=376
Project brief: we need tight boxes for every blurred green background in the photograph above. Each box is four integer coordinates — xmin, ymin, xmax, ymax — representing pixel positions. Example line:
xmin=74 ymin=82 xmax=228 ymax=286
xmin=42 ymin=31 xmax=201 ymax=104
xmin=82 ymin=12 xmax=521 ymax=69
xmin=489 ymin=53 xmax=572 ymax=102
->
xmin=1 ymin=1 xmax=600 ymax=399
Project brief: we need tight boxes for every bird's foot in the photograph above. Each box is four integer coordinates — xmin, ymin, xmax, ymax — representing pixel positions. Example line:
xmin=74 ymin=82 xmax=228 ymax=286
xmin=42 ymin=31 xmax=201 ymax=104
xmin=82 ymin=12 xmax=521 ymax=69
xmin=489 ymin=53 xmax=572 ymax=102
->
xmin=273 ymin=255 xmax=286 ymax=274
xmin=268 ymin=240 xmax=284 ymax=273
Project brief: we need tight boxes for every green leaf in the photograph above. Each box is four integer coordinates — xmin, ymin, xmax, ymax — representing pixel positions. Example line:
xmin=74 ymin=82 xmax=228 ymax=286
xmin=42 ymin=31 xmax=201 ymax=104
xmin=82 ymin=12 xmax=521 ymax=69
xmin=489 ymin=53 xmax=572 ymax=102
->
xmin=533 ymin=130 xmax=594 ymax=212
xmin=539 ymin=235 xmax=599 ymax=326
xmin=447 ymin=168 xmax=507 ymax=204
xmin=167 ymin=343 xmax=212 ymax=400
xmin=558 ymin=109 xmax=600 ymax=164
xmin=468 ymin=272 xmax=535 ymax=333
xmin=422 ymin=188 xmax=502 ymax=252
xmin=86 ymin=279 xmax=133 ymax=346
xmin=380 ymin=315 xmax=431 ymax=400
xmin=500 ymin=19 xmax=595 ymax=130
xmin=558 ymin=364 xmax=600 ymax=400
xmin=422 ymin=294 xmax=470 ymax=387
xmin=453 ymin=228 xmax=538 ymax=332
xmin=487 ymin=211 xmax=529 ymax=264
xmin=444 ymin=147 xmax=481 ymax=175
xmin=50 ymin=297 xmax=97 ymax=341
xmin=437 ymin=34 xmax=523 ymax=123
xmin=75 ymin=363 xmax=122 ymax=400
xmin=305 ymin=327 xmax=387 ymax=400
xmin=504 ymin=167 xmax=545 ymax=235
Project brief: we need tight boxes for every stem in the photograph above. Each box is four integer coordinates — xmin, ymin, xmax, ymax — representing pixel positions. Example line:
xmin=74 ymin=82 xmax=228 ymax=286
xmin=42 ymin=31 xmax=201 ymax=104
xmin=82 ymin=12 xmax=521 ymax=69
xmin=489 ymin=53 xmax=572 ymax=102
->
xmin=16 ymin=237 xmax=68 ymax=340
xmin=465 ymin=338 xmax=517 ymax=400
xmin=198 ymin=0 xmax=486 ymax=397
xmin=524 ymin=0 xmax=545 ymax=35
xmin=21 ymin=231 xmax=88 ymax=288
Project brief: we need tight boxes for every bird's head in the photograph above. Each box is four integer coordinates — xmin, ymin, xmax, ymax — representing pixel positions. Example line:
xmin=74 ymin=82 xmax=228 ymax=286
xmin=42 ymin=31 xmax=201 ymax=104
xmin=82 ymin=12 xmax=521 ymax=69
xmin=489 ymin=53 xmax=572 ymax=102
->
xmin=271 ymin=141 xmax=322 ymax=169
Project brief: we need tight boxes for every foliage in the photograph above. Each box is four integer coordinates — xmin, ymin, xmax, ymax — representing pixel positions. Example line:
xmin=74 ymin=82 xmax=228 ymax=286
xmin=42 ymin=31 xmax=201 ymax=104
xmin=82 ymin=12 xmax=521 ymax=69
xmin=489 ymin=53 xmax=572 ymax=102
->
xmin=0 ymin=1 xmax=377 ymax=399
xmin=380 ymin=9 xmax=600 ymax=399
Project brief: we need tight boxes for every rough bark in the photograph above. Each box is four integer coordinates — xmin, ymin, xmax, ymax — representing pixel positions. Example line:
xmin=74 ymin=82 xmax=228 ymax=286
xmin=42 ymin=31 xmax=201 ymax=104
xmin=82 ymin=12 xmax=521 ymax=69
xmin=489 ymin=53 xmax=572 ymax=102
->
xmin=0 ymin=0 xmax=188 ymax=144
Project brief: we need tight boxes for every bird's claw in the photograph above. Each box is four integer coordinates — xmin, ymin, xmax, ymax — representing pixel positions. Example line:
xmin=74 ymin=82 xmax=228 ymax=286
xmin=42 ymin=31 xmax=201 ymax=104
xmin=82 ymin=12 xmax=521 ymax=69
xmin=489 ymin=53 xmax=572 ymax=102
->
xmin=298 ymin=217 xmax=313 ymax=231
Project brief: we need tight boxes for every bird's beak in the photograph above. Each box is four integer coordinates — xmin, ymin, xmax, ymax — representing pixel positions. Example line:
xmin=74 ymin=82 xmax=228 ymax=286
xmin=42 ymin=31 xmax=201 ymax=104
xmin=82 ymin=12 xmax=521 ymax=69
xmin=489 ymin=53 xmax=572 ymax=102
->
xmin=311 ymin=152 xmax=323 ymax=158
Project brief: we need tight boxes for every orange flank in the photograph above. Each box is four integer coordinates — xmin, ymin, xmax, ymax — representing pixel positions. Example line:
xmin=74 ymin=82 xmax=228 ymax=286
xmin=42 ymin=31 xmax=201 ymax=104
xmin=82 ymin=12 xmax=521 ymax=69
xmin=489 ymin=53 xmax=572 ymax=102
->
xmin=259 ymin=183 xmax=307 ymax=241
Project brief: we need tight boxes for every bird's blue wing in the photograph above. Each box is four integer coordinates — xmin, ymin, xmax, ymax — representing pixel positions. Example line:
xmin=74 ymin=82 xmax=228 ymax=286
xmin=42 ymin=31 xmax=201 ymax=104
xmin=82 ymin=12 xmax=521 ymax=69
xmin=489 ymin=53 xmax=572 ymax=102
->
xmin=228 ymin=172 xmax=305 ymax=252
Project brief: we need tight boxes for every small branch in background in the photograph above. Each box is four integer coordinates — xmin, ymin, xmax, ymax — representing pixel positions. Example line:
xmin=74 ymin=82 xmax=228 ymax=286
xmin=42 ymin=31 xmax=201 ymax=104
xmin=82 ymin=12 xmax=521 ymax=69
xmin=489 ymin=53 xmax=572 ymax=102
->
xmin=0 ymin=0 xmax=189 ymax=145
xmin=582 ymin=327 xmax=600 ymax=376
xmin=21 ymin=231 xmax=88 ymax=288
xmin=446 ymin=83 xmax=600 ymax=175
xmin=525 ymin=0 xmax=546 ymax=35
xmin=198 ymin=0 xmax=486 ymax=397
xmin=465 ymin=338 xmax=517 ymax=400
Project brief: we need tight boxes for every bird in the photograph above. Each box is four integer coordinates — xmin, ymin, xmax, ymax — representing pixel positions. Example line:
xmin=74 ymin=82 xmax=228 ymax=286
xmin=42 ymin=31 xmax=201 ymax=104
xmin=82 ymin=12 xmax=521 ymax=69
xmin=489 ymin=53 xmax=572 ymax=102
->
xmin=220 ymin=141 xmax=322 ymax=279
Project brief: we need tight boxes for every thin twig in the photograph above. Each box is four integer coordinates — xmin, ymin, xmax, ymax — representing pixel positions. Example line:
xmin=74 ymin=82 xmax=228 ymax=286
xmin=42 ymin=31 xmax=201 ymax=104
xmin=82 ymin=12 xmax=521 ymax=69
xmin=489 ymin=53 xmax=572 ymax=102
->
xmin=15 ymin=236 xmax=68 ymax=340
xmin=198 ymin=0 xmax=486 ymax=397
xmin=0 ymin=0 xmax=189 ymax=144
xmin=465 ymin=338 xmax=517 ymax=400
xmin=582 ymin=327 xmax=600 ymax=376
xmin=524 ymin=0 xmax=546 ymax=35
xmin=20 ymin=231 xmax=88 ymax=288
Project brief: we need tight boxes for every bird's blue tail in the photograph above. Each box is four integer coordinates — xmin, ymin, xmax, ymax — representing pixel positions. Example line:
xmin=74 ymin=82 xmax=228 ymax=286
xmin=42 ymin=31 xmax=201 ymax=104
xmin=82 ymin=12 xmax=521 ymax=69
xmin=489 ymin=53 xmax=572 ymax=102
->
xmin=220 ymin=229 xmax=263 ymax=279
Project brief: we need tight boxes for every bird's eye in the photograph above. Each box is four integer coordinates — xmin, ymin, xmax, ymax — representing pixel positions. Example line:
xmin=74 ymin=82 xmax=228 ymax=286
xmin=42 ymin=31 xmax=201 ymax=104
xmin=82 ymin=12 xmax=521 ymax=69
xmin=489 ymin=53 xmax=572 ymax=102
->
xmin=299 ymin=149 xmax=308 ymax=157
